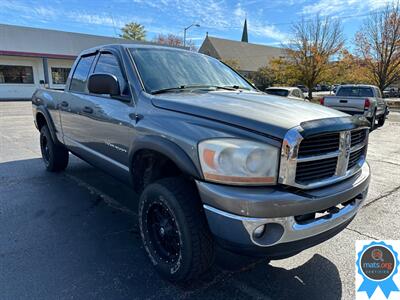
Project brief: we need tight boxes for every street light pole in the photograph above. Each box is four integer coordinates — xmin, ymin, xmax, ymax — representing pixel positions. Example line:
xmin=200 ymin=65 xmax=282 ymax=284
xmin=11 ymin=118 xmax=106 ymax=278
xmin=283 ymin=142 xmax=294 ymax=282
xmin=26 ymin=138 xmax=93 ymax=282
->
xmin=184 ymin=23 xmax=200 ymax=48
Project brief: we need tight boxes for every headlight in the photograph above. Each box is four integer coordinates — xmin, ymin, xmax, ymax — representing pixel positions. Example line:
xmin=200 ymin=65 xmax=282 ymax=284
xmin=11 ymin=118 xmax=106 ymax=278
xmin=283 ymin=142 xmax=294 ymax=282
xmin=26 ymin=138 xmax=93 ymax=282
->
xmin=198 ymin=139 xmax=279 ymax=185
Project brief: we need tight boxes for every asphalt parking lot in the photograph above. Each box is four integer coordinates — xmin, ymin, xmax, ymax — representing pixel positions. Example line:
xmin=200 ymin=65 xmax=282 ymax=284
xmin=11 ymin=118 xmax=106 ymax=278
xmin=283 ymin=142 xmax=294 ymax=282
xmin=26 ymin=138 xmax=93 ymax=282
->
xmin=1 ymin=101 xmax=399 ymax=300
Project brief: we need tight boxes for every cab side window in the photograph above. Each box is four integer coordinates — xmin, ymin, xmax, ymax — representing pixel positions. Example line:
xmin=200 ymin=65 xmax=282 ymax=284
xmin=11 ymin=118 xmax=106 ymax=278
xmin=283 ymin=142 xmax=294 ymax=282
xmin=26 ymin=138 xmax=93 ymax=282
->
xmin=94 ymin=53 xmax=129 ymax=96
xmin=70 ymin=55 xmax=96 ymax=93
xmin=375 ymin=88 xmax=382 ymax=98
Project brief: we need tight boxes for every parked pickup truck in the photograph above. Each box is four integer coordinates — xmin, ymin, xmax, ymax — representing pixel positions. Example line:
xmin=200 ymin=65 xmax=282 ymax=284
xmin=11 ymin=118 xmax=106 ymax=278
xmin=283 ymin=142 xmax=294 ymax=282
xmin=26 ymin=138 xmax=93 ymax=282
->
xmin=321 ymin=84 xmax=389 ymax=129
xmin=32 ymin=44 xmax=371 ymax=282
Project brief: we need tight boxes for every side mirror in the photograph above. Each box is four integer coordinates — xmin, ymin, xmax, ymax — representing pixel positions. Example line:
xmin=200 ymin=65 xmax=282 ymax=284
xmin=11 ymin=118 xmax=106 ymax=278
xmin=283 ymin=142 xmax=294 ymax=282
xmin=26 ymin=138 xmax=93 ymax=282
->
xmin=88 ymin=73 xmax=120 ymax=96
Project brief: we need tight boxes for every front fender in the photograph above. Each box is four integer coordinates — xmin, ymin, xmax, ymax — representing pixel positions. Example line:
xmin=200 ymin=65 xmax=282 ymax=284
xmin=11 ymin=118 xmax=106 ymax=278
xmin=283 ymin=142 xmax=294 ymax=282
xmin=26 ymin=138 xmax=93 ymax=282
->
xmin=128 ymin=135 xmax=202 ymax=179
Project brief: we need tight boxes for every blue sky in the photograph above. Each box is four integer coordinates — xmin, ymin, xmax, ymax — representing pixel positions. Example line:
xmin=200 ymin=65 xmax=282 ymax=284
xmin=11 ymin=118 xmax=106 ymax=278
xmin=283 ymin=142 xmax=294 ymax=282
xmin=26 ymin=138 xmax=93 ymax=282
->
xmin=0 ymin=0 xmax=393 ymax=48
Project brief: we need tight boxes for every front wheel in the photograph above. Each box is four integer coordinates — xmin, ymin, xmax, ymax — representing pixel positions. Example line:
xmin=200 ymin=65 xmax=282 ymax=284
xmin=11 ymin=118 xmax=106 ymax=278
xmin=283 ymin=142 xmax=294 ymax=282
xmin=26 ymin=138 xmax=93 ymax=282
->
xmin=138 ymin=177 xmax=215 ymax=282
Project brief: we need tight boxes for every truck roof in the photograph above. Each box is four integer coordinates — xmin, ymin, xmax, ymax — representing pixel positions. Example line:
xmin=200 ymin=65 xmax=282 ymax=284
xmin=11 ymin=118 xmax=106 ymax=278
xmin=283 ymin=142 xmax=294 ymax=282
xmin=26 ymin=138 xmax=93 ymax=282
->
xmin=338 ymin=84 xmax=378 ymax=89
xmin=80 ymin=43 xmax=189 ymax=56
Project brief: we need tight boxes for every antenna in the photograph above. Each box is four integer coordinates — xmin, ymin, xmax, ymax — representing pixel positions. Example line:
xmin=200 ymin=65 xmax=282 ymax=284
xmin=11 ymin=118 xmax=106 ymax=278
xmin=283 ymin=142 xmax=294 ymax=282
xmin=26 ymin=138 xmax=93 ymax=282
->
xmin=108 ymin=7 xmax=118 ymax=37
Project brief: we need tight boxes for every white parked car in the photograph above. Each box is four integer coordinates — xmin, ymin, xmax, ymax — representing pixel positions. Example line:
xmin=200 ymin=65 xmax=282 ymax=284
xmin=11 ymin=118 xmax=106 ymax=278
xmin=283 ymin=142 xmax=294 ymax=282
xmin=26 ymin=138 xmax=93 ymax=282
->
xmin=265 ymin=87 xmax=308 ymax=101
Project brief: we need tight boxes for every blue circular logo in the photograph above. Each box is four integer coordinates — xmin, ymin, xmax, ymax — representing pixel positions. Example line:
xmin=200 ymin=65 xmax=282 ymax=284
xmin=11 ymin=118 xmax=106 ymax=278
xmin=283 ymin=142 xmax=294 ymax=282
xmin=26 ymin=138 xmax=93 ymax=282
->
xmin=357 ymin=241 xmax=400 ymax=298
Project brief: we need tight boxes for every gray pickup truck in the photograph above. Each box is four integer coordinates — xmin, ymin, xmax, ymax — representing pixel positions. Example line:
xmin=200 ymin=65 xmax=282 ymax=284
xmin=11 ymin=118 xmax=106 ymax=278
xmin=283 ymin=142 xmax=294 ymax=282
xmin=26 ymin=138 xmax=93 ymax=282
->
xmin=32 ymin=44 xmax=371 ymax=282
xmin=322 ymin=84 xmax=388 ymax=129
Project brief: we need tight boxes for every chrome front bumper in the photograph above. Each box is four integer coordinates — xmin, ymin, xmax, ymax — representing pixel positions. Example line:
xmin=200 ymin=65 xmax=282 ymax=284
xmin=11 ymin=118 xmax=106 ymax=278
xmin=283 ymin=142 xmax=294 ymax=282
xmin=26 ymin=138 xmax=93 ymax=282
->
xmin=199 ymin=162 xmax=370 ymax=253
xmin=204 ymin=189 xmax=366 ymax=248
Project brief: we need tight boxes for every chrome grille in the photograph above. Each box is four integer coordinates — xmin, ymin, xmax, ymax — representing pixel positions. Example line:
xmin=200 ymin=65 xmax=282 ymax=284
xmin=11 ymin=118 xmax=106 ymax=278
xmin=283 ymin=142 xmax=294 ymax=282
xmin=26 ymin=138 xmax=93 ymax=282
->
xmin=348 ymin=146 xmax=366 ymax=170
xmin=298 ymin=132 xmax=340 ymax=157
xmin=351 ymin=130 xmax=367 ymax=147
xmin=279 ymin=127 xmax=369 ymax=189
xmin=296 ymin=157 xmax=338 ymax=183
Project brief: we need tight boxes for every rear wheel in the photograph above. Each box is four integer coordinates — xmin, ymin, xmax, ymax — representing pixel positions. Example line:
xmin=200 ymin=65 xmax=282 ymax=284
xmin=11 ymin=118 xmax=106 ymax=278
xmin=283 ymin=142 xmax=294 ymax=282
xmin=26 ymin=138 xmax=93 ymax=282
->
xmin=138 ymin=177 xmax=215 ymax=282
xmin=377 ymin=111 xmax=386 ymax=127
xmin=40 ymin=126 xmax=69 ymax=172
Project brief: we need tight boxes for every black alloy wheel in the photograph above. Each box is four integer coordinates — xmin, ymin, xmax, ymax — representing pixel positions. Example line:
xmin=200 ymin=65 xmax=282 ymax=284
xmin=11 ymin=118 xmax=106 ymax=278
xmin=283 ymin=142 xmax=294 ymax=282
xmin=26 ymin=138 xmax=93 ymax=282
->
xmin=40 ymin=133 xmax=51 ymax=167
xmin=146 ymin=202 xmax=181 ymax=264
xmin=138 ymin=177 xmax=215 ymax=282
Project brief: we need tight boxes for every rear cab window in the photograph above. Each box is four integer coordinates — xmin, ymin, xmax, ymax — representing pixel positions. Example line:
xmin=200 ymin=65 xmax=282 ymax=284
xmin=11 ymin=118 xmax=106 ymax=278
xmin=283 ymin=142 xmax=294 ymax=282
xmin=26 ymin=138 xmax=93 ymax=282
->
xmin=69 ymin=55 xmax=96 ymax=93
xmin=336 ymin=87 xmax=374 ymax=97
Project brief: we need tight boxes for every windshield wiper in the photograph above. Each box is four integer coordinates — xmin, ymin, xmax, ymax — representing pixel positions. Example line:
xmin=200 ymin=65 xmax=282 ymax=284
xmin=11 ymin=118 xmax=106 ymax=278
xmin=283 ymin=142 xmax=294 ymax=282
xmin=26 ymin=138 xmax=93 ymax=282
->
xmin=222 ymin=85 xmax=251 ymax=90
xmin=193 ymin=85 xmax=251 ymax=91
xmin=151 ymin=86 xmax=187 ymax=95
xmin=151 ymin=85 xmax=249 ymax=95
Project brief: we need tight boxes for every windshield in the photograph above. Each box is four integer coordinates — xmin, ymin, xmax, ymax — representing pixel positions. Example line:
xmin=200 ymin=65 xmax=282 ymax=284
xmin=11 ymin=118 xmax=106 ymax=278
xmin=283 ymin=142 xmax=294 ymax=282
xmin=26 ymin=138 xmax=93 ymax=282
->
xmin=336 ymin=87 xmax=374 ymax=97
xmin=265 ymin=89 xmax=289 ymax=97
xmin=129 ymin=48 xmax=253 ymax=93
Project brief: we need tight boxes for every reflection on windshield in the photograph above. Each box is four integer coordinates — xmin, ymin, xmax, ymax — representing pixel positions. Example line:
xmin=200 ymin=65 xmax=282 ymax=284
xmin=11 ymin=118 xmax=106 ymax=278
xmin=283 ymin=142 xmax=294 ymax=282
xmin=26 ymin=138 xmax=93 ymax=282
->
xmin=130 ymin=48 xmax=253 ymax=94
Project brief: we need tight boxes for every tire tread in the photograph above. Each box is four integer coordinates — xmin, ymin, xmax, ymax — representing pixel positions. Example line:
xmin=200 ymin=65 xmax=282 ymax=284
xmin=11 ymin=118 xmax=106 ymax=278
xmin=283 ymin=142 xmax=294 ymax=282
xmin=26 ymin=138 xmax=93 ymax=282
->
xmin=139 ymin=177 xmax=214 ymax=282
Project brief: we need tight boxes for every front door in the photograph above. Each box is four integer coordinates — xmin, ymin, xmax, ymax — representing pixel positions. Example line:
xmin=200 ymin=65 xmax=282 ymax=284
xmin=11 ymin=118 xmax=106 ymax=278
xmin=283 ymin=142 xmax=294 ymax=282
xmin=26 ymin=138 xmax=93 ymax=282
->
xmin=76 ymin=51 xmax=136 ymax=172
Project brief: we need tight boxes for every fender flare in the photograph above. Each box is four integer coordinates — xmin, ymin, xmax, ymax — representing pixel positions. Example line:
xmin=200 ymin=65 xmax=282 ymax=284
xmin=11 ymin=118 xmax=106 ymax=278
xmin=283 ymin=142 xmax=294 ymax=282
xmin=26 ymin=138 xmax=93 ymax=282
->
xmin=35 ymin=106 xmax=60 ymax=144
xmin=128 ymin=135 xmax=202 ymax=179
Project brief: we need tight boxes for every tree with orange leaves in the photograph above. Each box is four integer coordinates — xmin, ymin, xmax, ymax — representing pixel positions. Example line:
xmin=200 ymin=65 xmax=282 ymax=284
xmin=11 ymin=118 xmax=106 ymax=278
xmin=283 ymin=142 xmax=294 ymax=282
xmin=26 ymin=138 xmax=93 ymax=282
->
xmin=283 ymin=16 xmax=344 ymax=99
xmin=325 ymin=50 xmax=370 ymax=85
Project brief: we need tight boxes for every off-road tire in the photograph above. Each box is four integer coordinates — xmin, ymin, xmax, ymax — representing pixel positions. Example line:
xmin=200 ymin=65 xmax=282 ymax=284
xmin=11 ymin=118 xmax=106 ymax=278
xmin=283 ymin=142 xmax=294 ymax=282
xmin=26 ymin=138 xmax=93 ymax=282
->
xmin=377 ymin=112 xmax=386 ymax=127
xmin=138 ymin=177 xmax=215 ymax=282
xmin=40 ymin=126 xmax=69 ymax=172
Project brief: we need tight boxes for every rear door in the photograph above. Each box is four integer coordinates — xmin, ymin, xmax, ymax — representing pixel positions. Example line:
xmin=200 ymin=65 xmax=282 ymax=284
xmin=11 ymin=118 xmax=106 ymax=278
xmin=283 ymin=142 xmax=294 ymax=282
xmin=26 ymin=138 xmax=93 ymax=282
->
xmin=59 ymin=53 xmax=97 ymax=151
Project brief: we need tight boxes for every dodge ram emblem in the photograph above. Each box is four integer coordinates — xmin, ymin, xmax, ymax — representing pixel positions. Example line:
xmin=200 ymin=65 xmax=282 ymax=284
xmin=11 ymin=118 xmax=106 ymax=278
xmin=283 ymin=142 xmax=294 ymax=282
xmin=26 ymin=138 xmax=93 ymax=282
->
xmin=345 ymin=131 xmax=351 ymax=156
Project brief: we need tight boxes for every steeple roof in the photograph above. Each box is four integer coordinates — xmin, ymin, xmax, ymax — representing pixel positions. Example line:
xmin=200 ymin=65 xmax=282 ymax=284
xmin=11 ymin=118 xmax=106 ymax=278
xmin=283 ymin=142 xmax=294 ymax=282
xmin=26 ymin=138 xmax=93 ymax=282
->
xmin=241 ymin=19 xmax=248 ymax=43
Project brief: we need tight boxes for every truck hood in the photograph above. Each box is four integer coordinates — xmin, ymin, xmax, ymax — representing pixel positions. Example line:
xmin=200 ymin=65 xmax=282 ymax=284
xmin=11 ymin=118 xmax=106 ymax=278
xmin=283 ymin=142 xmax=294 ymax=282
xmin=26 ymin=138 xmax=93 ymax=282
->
xmin=151 ymin=91 xmax=351 ymax=139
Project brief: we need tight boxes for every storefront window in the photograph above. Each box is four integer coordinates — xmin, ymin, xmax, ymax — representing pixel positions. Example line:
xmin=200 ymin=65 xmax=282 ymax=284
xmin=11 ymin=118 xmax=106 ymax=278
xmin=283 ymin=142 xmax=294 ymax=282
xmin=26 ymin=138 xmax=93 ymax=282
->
xmin=0 ymin=65 xmax=34 ymax=84
xmin=51 ymin=67 xmax=71 ymax=85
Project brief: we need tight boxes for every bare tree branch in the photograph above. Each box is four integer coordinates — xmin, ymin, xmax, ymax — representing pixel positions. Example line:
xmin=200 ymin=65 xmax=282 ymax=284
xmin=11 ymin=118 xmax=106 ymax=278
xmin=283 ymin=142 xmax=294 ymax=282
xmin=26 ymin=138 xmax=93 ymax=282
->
xmin=283 ymin=15 xmax=344 ymax=99
xmin=355 ymin=2 xmax=400 ymax=91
